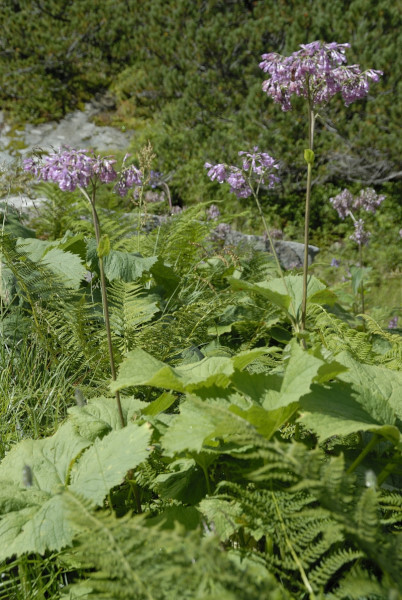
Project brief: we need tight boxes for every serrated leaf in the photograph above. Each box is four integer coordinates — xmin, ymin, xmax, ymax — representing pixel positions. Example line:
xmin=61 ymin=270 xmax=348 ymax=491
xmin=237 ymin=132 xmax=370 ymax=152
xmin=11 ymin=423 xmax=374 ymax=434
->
xmin=161 ymin=397 xmax=255 ymax=455
xmin=69 ymin=423 xmax=152 ymax=504
xmin=337 ymin=352 xmax=402 ymax=421
xmin=298 ymin=382 xmax=400 ymax=444
xmin=68 ymin=396 xmax=146 ymax=441
xmin=17 ymin=238 xmax=86 ymax=289
xmin=0 ymin=494 xmax=77 ymax=560
xmin=0 ymin=422 xmax=91 ymax=492
xmin=111 ymin=347 xmax=269 ymax=394
xmin=230 ymin=403 xmax=299 ymax=440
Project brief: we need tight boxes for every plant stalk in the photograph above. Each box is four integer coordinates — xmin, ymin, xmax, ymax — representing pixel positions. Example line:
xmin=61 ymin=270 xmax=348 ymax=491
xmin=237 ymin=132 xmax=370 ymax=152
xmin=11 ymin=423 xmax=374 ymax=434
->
xmin=301 ymin=105 xmax=315 ymax=332
xmin=346 ymin=434 xmax=380 ymax=475
xmin=252 ymin=190 xmax=299 ymax=330
xmin=359 ymin=241 xmax=365 ymax=314
xmin=80 ymin=185 xmax=125 ymax=428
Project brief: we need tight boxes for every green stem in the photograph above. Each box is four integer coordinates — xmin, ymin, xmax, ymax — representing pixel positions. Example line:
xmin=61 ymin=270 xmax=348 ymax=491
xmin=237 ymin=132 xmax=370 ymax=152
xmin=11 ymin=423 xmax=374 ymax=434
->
xmin=346 ymin=434 xmax=380 ymax=475
xmin=252 ymin=191 xmax=299 ymax=330
xmin=201 ymin=463 xmax=212 ymax=496
xmin=80 ymin=186 xmax=125 ymax=428
xmin=359 ymin=242 xmax=365 ymax=315
xmin=301 ymin=105 xmax=315 ymax=332
xmin=377 ymin=451 xmax=398 ymax=486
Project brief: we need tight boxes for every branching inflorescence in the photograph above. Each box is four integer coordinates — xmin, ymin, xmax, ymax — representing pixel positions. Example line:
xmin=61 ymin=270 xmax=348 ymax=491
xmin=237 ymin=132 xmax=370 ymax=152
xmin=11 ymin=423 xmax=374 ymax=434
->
xmin=23 ymin=148 xmax=143 ymax=196
xmin=259 ymin=41 xmax=382 ymax=331
xmin=23 ymin=147 xmax=153 ymax=429
xmin=259 ymin=41 xmax=382 ymax=111
xmin=204 ymin=147 xmax=279 ymax=199
xmin=330 ymin=187 xmax=385 ymax=245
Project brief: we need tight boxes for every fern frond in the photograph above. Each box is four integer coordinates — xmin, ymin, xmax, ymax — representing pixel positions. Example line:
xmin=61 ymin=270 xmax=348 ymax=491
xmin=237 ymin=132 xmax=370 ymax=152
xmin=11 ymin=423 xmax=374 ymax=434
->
xmin=108 ymin=280 xmax=160 ymax=355
xmin=308 ymin=304 xmax=375 ymax=362
xmin=61 ymin=490 xmax=289 ymax=600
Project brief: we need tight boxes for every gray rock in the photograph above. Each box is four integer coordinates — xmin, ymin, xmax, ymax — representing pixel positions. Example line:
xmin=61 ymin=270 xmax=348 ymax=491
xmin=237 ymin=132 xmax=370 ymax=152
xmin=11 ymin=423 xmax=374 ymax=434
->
xmin=222 ymin=229 xmax=319 ymax=269
xmin=0 ymin=101 xmax=133 ymax=165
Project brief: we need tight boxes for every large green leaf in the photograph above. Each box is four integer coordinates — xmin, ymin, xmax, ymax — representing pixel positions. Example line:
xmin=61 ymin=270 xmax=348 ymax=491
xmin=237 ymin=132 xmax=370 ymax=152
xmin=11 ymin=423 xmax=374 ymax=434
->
xmin=161 ymin=397 xmax=256 ymax=455
xmin=336 ymin=352 xmax=402 ymax=422
xmin=68 ymin=396 xmax=147 ymax=441
xmin=17 ymin=238 xmax=86 ymax=289
xmin=86 ymin=240 xmax=159 ymax=282
xmin=111 ymin=347 xmax=269 ymax=394
xmin=154 ymin=458 xmax=207 ymax=503
xmin=298 ymin=382 xmax=400 ymax=444
xmin=0 ymin=494 xmax=77 ymax=560
xmin=230 ymin=403 xmax=299 ymax=440
xmin=0 ymin=422 xmax=91 ymax=492
xmin=229 ymin=274 xmax=331 ymax=322
xmin=104 ymin=251 xmax=159 ymax=282
xmin=110 ymin=348 xmax=185 ymax=392
xmin=69 ymin=422 xmax=152 ymax=505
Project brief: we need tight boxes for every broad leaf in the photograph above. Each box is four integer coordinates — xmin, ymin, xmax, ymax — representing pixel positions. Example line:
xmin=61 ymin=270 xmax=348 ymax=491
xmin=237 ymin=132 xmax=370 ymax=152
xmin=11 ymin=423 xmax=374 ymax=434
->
xmin=69 ymin=422 xmax=152 ymax=504
xmin=229 ymin=274 xmax=329 ymax=322
xmin=298 ymin=382 xmax=400 ymax=444
xmin=17 ymin=238 xmax=86 ymax=289
xmin=230 ymin=403 xmax=299 ymax=440
xmin=337 ymin=352 xmax=402 ymax=421
xmin=111 ymin=347 xmax=268 ymax=394
xmin=154 ymin=458 xmax=206 ymax=503
xmin=161 ymin=397 xmax=256 ymax=455
xmin=0 ymin=494 xmax=77 ymax=560
xmin=68 ymin=396 xmax=147 ymax=441
xmin=0 ymin=422 xmax=91 ymax=492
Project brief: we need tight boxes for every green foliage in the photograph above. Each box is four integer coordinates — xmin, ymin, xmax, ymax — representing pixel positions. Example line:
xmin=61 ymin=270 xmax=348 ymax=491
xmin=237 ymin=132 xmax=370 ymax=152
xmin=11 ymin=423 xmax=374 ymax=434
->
xmin=1 ymin=4 xmax=402 ymax=597
xmin=0 ymin=0 xmax=139 ymax=122
xmin=61 ymin=491 xmax=290 ymax=600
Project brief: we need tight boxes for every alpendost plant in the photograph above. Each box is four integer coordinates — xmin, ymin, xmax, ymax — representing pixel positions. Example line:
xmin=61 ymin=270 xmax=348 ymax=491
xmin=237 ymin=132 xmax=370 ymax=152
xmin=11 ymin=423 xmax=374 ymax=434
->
xmin=258 ymin=41 xmax=382 ymax=331
xmin=329 ymin=187 xmax=385 ymax=314
xmin=24 ymin=148 xmax=148 ymax=428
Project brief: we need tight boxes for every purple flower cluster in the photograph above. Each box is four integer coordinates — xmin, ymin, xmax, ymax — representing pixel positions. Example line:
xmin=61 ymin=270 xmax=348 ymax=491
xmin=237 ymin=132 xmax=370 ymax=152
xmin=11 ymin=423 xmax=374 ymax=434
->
xmin=149 ymin=170 xmax=163 ymax=188
xmin=259 ymin=41 xmax=382 ymax=111
xmin=388 ymin=316 xmax=398 ymax=329
xmin=114 ymin=165 xmax=143 ymax=197
xmin=23 ymin=147 xmax=146 ymax=198
xmin=329 ymin=187 xmax=385 ymax=220
xmin=24 ymin=148 xmax=117 ymax=192
xmin=206 ymin=204 xmax=221 ymax=220
xmin=205 ymin=148 xmax=279 ymax=199
xmin=350 ymin=218 xmax=371 ymax=245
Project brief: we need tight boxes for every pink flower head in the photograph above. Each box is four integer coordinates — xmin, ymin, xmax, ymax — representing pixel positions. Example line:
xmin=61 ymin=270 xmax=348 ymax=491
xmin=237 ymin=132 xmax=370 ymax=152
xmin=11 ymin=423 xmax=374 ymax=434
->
xmin=114 ymin=165 xmax=143 ymax=197
xmin=259 ymin=41 xmax=382 ymax=111
xmin=350 ymin=218 xmax=371 ymax=245
xmin=330 ymin=187 xmax=385 ymax=220
xmin=23 ymin=147 xmax=118 ymax=191
xmin=205 ymin=149 xmax=279 ymax=199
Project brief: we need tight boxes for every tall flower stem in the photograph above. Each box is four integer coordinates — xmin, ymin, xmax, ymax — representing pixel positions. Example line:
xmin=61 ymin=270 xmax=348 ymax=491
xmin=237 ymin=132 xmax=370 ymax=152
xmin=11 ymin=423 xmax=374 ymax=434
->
xmin=252 ymin=188 xmax=299 ymax=330
xmin=301 ymin=105 xmax=316 ymax=332
xmin=80 ymin=186 xmax=125 ymax=428
xmin=358 ymin=241 xmax=365 ymax=314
